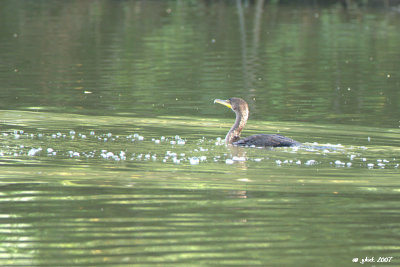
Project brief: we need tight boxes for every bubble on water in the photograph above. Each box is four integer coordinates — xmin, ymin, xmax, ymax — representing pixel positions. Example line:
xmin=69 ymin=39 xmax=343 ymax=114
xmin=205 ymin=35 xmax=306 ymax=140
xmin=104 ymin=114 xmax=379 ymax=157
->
xmin=170 ymin=140 xmax=176 ymax=145
xmin=69 ymin=130 xmax=76 ymax=135
xmin=224 ymin=159 xmax=233 ymax=164
xmin=215 ymin=137 xmax=224 ymax=145
xmin=81 ymin=135 xmax=87 ymax=139
xmin=233 ymin=156 xmax=246 ymax=161
xmin=47 ymin=148 xmax=54 ymax=153
xmin=101 ymin=151 xmax=112 ymax=159
xmin=138 ymin=136 xmax=144 ymax=141
xmin=90 ymin=131 xmax=95 ymax=135
xmin=167 ymin=151 xmax=177 ymax=158
xmin=177 ymin=139 xmax=185 ymax=145
xmin=254 ymin=158 xmax=262 ymax=162
xmin=28 ymin=147 xmax=42 ymax=156
xmin=367 ymin=163 xmax=374 ymax=168
xmin=154 ymin=139 xmax=160 ymax=144
xmin=346 ymin=162 xmax=352 ymax=167
xmin=68 ymin=151 xmax=80 ymax=157
xmin=335 ymin=160 xmax=345 ymax=166
xmin=305 ymin=160 xmax=317 ymax=165
xmin=189 ymin=157 xmax=199 ymax=165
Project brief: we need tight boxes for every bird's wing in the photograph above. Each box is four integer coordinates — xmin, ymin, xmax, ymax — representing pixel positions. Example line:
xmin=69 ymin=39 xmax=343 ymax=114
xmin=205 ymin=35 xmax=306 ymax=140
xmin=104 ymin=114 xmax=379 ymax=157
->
xmin=234 ymin=134 xmax=300 ymax=147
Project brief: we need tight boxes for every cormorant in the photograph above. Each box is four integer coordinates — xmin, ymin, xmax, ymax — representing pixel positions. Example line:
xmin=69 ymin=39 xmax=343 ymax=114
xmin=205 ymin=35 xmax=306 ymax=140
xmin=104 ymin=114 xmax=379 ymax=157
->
xmin=214 ymin=97 xmax=301 ymax=147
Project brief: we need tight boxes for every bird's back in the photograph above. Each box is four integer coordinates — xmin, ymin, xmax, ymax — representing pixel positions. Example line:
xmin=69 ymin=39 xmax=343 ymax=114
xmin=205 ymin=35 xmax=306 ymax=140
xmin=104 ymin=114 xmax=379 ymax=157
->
xmin=233 ymin=134 xmax=301 ymax=147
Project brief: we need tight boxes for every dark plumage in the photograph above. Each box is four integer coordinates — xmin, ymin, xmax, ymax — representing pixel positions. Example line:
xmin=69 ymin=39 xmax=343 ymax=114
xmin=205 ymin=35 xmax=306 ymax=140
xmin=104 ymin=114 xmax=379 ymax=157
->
xmin=214 ymin=97 xmax=301 ymax=147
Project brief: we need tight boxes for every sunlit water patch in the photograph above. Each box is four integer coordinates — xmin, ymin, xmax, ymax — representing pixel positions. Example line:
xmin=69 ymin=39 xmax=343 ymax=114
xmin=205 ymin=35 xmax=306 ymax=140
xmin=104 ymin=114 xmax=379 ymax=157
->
xmin=1 ymin=129 xmax=399 ymax=170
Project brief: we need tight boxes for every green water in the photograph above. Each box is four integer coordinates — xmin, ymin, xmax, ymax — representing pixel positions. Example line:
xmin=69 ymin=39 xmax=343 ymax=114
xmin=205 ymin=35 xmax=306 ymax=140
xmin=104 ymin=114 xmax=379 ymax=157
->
xmin=1 ymin=1 xmax=400 ymax=266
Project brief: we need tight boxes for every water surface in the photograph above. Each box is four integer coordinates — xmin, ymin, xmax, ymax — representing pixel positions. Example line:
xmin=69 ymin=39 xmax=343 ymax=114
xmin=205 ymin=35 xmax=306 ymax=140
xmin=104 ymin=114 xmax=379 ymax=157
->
xmin=1 ymin=1 xmax=400 ymax=266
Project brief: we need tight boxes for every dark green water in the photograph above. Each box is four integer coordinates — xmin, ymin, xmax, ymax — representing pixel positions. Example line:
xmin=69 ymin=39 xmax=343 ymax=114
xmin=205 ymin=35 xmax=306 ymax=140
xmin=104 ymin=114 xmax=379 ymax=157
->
xmin=1 ymin=1 xmax=400 ymax=266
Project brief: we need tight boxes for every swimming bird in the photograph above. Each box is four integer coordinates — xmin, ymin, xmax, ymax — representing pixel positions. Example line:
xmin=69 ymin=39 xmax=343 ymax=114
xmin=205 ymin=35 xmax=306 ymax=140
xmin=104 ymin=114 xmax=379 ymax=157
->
xmin=214 ymin=97 xmax=301 ymax=147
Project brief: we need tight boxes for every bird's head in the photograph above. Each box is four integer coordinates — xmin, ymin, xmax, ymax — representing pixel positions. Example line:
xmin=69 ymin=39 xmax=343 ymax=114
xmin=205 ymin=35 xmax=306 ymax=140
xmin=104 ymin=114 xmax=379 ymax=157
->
xmin=214 ymin=97 xmax=248 ymax=114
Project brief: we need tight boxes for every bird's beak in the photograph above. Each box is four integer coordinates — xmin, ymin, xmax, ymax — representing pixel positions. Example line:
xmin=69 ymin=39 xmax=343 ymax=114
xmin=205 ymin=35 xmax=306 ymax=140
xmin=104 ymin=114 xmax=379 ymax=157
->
xmin=214 ymin=99 xmax=232 ymax=109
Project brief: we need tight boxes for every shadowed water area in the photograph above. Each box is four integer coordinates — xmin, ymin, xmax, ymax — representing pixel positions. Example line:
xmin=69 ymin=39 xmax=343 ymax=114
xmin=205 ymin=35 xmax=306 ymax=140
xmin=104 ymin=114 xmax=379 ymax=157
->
xmin=1 ymin=1 xmax=400 ymax=266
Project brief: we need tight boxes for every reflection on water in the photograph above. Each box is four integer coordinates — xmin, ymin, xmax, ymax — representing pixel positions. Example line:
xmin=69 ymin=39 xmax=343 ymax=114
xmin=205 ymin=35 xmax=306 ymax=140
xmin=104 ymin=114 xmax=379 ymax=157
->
xmin=1 ymin=0 xmax=400 ymax=266
xmin=1 ymin=162 xmax=399 ymax=266
xmin=1 ymin=0 xmax=400 ymax=127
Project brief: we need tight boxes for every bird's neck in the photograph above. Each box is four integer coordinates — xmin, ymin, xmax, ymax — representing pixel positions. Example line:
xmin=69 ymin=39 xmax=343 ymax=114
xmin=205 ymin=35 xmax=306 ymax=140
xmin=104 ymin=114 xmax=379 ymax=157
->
xmin=225 ymin=109 xmax=248 ymax=144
